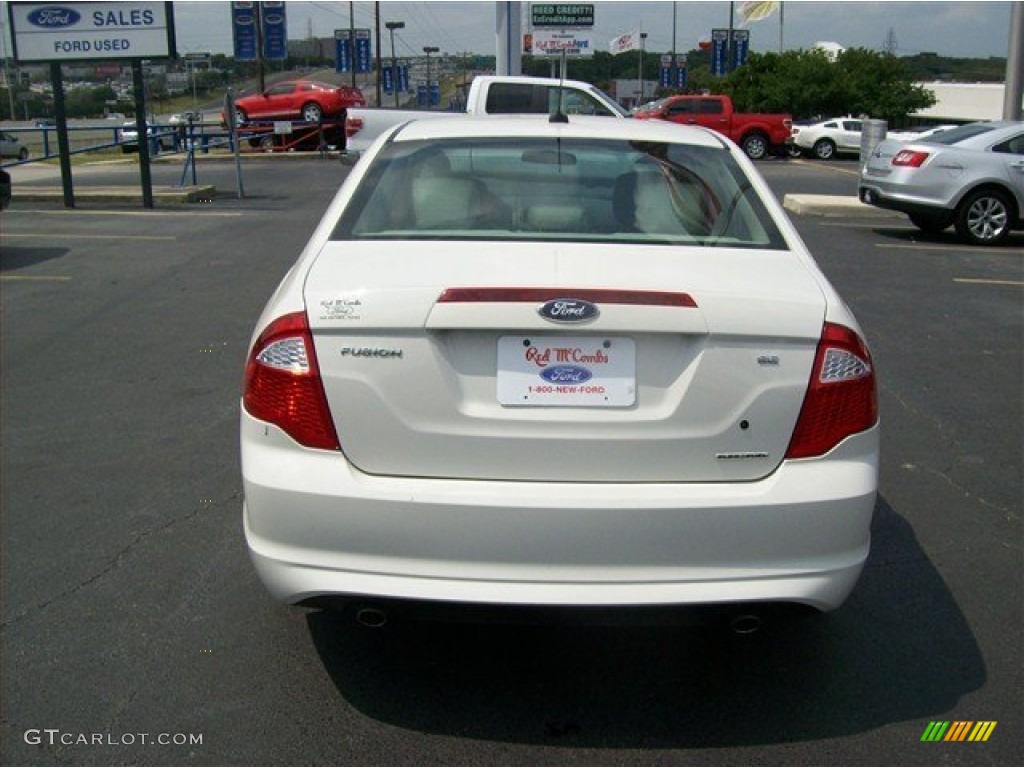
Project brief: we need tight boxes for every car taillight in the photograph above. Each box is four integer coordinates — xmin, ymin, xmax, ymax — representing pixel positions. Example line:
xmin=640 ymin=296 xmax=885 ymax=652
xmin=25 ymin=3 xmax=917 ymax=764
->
xmin=345 ymin=116 xmax=364 ymax=137
xmin=243 ymin=311 xmax=340 ymax=451
xmin=786 ymin=322 xmax=878 ymax=459
xmin=892 ymin=149 xmax=929 ymax=167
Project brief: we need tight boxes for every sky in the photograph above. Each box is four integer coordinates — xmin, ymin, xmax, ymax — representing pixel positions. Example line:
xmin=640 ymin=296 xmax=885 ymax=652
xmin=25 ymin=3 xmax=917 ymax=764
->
xmin=1 ymin=0 xmax=1015 ymax=61
xmin=165 ymin=0 xmax=1014 ymax=60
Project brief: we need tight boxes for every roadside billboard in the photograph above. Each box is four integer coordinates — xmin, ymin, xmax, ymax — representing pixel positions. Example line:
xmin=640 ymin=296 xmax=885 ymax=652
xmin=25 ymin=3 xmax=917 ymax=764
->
xmin=8 ymin=1 xmax=176 ymax=62
xmin=531 ymin=4 xmax=594 ymax=27
xmin=533 ymin=29 xmax=594 ymax=58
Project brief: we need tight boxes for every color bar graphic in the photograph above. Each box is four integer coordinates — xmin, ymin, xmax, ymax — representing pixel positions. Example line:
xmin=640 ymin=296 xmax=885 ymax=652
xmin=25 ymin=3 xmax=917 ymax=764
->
xmin=920 ymin=721 xmax=997 ymax=742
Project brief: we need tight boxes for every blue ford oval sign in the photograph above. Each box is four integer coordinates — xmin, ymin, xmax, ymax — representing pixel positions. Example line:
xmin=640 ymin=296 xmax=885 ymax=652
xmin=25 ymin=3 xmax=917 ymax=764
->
xmin=538 ymin=298 xmax=599 ymax=323
xmin=540 ymin=366 xmax=593 ymax=384
xmin=27 ymin=6 xmax=81 ymax=27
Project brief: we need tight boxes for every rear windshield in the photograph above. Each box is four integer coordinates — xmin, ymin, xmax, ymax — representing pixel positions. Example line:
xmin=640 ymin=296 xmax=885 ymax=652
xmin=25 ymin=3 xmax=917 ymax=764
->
xmin=331 ymin=137 xmax=788 ymax=250
xmin=924 ymin=123 xmax=997 ymax=145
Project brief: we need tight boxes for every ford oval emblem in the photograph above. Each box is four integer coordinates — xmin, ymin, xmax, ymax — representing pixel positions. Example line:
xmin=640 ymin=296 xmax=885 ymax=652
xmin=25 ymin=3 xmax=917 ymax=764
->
xmin=27 ymin=6 xmax=81 ymax=27
xmin=264 ymin=13 xmax=284 ymax=24
xmin=540 ymin=365 xmax=593 ymax=384
xmin=537 ymin=298 xmax=599 ymax=323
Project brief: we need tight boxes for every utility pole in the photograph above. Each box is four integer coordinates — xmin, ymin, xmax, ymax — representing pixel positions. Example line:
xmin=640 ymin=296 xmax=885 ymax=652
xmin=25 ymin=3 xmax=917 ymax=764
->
xmin=374 ymin=2 xmax=383 ymax=107
xmin=386 ymin=21 xmax=404 ymax=108
xmin=1005 ymin=1 xmax=1023 ymax=120
xmin=726 ymin=1 xmax=735 ymax=73
xmin=255 ymin=1 xmax=265 ymax=93
xmin=882 ymin=28 xmax=898 ymax=56
xmin=348 ymin=1 xmax=356 ymax=89
xmin=671 ymin=2 xmax=677 ymax=92
xmin=638 ymin=32 xmax=647 ymax=105
xmin=0 ymin=18 xmax=16 ymax=120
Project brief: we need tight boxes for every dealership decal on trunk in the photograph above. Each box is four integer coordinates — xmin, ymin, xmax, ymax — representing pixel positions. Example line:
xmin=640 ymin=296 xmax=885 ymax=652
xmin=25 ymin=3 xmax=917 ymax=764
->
xmin=319 ymin=297 xmax=363 ymax=321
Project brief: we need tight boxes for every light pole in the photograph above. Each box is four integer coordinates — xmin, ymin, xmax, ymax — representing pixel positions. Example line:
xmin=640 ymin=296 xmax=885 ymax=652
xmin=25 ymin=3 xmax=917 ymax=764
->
xmin=423 ymin=46 xmax=439 ymax=109
xmin=0 ymin=18 xmax=16 ymax=120
xmin=186 ymin=57 xmax=198 ymax=112
xmin=638 ymin=32 xmax=648 ymax=107
xmin=386 ymin=21 xmax=404 ymax=108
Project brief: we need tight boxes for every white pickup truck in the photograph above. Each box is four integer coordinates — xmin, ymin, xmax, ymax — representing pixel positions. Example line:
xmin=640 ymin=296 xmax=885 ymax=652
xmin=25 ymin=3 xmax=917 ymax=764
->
xmin=344 ymin=75 xmax=628 ymax=153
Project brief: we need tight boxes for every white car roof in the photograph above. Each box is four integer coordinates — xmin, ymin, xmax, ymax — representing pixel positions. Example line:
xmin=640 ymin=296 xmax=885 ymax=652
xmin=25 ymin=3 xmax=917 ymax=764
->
xmin=388 ymin=114 xmax=730 ymax=150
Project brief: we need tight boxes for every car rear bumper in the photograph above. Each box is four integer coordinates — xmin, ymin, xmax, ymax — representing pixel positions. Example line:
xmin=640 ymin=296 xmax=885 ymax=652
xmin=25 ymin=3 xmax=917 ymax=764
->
xmin=858 ymin=183 xmax=955 ymax=218
xmin=242 ymin=413 xmax=879 ymax=612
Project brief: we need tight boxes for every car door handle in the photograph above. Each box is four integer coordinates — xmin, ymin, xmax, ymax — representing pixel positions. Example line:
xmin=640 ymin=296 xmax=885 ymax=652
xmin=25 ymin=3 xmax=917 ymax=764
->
xmin=1010 ymin=160 xmax=1024 ymax=170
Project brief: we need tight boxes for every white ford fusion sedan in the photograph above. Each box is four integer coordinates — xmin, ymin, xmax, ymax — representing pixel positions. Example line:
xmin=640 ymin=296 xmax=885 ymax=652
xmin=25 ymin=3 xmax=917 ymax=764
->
xmin=241 ymin=115 xmax=879 ymax=617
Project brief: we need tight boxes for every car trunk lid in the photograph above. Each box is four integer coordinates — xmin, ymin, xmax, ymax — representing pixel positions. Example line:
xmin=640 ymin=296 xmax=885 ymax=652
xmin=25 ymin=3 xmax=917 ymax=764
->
xmin=305 ymin=240 xmax=826 ymax=482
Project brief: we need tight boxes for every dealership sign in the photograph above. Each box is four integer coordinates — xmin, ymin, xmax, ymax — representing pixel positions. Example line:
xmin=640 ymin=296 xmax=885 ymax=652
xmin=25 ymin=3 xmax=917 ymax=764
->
xmin=531 ymin=29 xmax=594 ymax=57
xmin=7 ymin=2 xmax=176 ymax=62
xmin=531 ymin=4 xmax=594 ymax=27
xmin=260 ymin=1 xmax=287 ymax=61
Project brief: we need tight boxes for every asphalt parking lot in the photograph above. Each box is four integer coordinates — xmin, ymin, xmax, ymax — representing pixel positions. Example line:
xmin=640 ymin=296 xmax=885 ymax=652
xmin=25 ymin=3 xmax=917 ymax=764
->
xmin=2 ymin=154 xmax=1021 ymax=766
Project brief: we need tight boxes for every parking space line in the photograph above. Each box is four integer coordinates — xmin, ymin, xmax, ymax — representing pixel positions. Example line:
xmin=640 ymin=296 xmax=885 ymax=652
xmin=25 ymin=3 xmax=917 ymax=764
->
xmin=4 ymin=233 xmax=176 ymax=241
xmin=877 ymin=243 xmax=1022 ymax=255
xmin=4 ymin=209 xmax=246 ymax=218
xmin=0 ymin=275 xmax=73 ymax=282
xmin=789 ymin=159 xmax=860 ymax=177
xmin=821 ymin=222 xmax=915 ymax=229
xmin=953 ymin=278 xmax=1024 ymax=287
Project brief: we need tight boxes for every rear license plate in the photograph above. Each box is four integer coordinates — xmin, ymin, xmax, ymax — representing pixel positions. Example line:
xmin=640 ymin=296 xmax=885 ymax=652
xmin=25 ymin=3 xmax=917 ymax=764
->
xmin=497 ymin=336 xmax=636 ymax=407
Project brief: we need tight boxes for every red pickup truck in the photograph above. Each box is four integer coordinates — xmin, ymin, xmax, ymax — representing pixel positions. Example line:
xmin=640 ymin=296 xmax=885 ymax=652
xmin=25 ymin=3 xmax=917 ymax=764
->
xmin=633 ymin=95 xmax=792 ymax=160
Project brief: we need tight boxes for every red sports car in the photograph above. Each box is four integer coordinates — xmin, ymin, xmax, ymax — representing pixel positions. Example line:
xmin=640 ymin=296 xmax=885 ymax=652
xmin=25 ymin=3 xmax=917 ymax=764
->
xmin=232 ymin=80 xmax=366 ymax=124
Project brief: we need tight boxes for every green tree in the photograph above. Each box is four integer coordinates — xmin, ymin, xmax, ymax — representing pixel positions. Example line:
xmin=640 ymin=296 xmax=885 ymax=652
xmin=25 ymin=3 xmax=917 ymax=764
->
xmin=832 ymin=48 xmax=935 ymax=120
xmin=64 ymin=85 xmax=118 ymax=118
xmin=718 ymin=48 xmax=934 ymax=121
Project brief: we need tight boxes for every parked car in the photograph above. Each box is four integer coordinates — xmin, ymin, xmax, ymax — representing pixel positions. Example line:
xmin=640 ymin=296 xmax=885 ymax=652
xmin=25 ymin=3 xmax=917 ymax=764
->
xmin=118 ymin=120 xmax=172 ymax=153
xmin=791 ymin=117 xmax=863 ymax=159
xmin=231 ymin=80 xmax=366 ymax=124
xmin=241 ymin=115 xmax=880 ymax=622
xmin=859 ymin=121 xmax=1024 ymax=245
xmin=34 ymin=118 xmax=56 ymax=128
xmin=632 ymin=94 xmax=793 ymax=160
xmin=1 ymin=131 xmax=29 ymax=161
xmin=0 ymin=168 xmax=11 ymax=210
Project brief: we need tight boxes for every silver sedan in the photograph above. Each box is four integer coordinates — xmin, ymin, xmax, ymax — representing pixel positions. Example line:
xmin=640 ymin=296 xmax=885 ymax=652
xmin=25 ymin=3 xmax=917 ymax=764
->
xmin=0 ymin=131 xmax=29 ymax=161
xmin=859 ymin=121 xmax=1024 ymax=245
